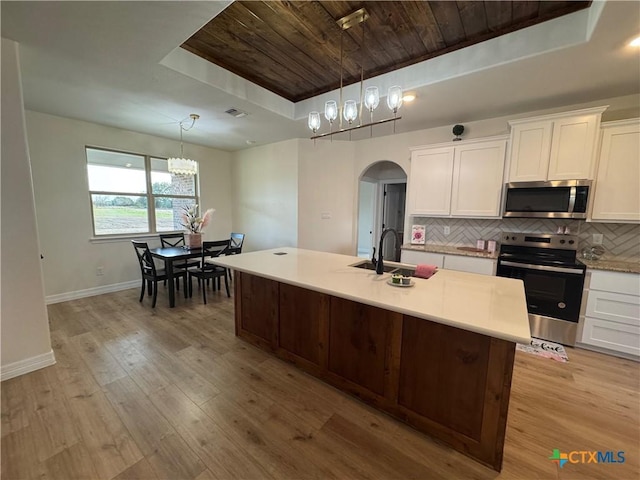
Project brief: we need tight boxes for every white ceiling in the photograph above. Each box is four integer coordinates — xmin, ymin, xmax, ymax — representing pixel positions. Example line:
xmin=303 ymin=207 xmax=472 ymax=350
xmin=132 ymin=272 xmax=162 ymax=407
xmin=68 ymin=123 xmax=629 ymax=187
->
xmin=1 ymin=1 xmax=639 ymax=152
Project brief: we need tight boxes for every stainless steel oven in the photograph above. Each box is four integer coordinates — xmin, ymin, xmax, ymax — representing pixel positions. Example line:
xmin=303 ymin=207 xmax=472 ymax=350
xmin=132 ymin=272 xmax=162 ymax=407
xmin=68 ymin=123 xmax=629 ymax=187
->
xmin=496 ymin=233 xmax=586 ymax=346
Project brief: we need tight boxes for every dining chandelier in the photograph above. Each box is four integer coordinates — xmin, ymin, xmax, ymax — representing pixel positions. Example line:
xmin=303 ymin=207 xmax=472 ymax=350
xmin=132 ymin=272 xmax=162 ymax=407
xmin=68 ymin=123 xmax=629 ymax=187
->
xmin=168 ymin=113 xmax=199 ymax=176
xmin=308 ymin=8 xmax=403 ymax=141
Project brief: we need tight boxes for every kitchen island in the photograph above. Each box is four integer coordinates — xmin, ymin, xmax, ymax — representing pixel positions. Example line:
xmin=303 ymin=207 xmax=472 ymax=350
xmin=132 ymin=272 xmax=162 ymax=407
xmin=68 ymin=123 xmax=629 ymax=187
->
xmin=210 ymin=247 xmax=531 ymax=471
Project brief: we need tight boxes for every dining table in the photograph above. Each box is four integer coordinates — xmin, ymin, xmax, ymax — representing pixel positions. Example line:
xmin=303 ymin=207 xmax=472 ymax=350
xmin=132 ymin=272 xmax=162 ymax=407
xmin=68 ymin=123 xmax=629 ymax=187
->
xmin=149 ymin=246 xmax=204 ymax=308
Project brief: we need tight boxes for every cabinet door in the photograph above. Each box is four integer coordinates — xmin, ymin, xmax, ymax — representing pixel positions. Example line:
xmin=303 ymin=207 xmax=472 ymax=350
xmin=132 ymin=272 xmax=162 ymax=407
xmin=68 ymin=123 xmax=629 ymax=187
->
xmin=548 ymin=114 xmax=600 ymax=180
xmin=443 ymin=255 xmax=496 ymax=275
xmin=581 ymin=317 xmax=640 ymax=357
xmin=400 ymin=250 xmax=444 ymax=268
xmin=591 ymin=121 xmax=640 ymax=222
xmin=586 ymin=290 xmax=640 ymax=327
xmin=237 ymin=273 xmax=279 ymax=348
xmin=508 ymin=121 xmax=552 ymax=182
xmin=328 ymin=297 xmax=401 ymax=396
xmin=279 ymin=283 xmax=330 ymax=367
xmin=407 ymin=147 xmax=454 ymax=215
xmin=450 ymin=140 xmax=506 ymax=218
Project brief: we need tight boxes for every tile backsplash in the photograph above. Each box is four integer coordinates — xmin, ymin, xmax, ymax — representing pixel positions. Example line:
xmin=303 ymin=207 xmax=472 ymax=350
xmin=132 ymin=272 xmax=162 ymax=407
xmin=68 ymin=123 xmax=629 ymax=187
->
xmin=410 ymin=217 xmax=640 ymax=261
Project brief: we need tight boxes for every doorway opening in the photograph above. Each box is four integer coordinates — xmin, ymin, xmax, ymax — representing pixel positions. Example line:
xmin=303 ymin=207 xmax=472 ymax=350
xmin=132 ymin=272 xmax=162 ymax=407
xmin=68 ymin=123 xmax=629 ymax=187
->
xmin=357 ymin=161 xmax=407 ymax=260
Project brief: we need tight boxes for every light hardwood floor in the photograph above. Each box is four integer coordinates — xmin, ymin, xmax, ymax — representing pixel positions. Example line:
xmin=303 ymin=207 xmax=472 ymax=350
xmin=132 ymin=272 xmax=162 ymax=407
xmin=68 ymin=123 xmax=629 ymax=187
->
xmin=2 ymin=285 xmax=639 ymax=480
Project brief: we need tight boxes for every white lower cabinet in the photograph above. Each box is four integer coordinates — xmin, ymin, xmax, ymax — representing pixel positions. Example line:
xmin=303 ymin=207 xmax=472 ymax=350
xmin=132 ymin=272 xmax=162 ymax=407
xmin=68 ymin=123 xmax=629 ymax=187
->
xmin=400 ymin=250 xmax=495 ymax=275
xmin=443 ymin=255 xmax=496 ymax=275
xmin=401 ymin=250 xmax=444 ymax=268
xmin=579 ymin=270 xmax=640 ymax=358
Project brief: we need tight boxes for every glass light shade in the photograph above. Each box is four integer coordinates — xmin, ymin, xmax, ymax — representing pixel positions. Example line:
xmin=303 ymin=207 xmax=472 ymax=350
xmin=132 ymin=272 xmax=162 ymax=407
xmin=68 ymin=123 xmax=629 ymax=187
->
xmin=324 ymin=101 xmax=338 ymax=123
xmin=343 ymin=100 xmax=358 ymax=124
xmin=387 ymin=85 xmax=403 ymax=113
xmin=168 ymin=157 xmax=198 ymax=176
xmin=364 ymin=86 xmax=380 ymax=112
xmin=308 ymin=111 xmax=321 ymax=132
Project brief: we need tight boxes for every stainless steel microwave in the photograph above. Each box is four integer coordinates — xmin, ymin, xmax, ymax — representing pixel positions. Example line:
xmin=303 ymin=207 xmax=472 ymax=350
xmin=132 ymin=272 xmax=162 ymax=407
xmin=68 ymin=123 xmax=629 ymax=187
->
xmin=503 ymin=180 xmax=592 ymax=219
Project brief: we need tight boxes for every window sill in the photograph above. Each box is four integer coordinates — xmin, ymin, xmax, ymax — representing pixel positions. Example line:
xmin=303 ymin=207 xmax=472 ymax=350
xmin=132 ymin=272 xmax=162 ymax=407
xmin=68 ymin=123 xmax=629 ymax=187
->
xmin=89 ymin=232 xmax=183 ymax=244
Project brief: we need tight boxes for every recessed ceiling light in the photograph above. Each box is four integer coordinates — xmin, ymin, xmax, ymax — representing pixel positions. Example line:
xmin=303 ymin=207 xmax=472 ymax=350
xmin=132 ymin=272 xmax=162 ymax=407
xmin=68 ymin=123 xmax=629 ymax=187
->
xmin=630 ymin=36 xmax=640 ymax=47
xmin=125 ymin=163 xmax=132 ymax=168
xmin=402 ymin=93 xmax=416 ymax=103
xmin=246 ymin=140 xmax=256 ymax=145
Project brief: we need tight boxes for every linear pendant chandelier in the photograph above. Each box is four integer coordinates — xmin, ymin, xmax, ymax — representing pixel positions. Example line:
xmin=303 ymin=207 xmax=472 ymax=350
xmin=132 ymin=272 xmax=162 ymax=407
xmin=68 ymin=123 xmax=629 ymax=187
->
xmin=168 ymin=113 xmax=199 ymax=175
xmin=308 ymin=8 xmax=403 ymax=141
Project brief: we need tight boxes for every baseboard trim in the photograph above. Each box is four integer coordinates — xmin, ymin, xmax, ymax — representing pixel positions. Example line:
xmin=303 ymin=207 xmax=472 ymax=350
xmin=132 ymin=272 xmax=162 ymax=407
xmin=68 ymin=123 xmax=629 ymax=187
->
xmin=575 ymin=342 xmax=640 ymax=362
xmin=46 ymin=280 xmax=139 ymax=304
xmin=1 ymin=350 xmax=56 ymax=381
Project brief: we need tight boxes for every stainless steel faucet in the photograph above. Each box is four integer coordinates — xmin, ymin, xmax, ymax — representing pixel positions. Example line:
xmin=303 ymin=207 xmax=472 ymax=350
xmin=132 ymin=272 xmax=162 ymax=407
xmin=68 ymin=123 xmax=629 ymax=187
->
xmin=371 ymin=228 xmax=401 ymax=274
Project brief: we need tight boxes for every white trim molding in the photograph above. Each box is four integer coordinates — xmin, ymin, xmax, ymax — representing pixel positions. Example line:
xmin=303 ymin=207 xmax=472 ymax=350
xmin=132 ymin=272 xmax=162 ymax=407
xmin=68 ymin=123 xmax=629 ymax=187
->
xmin=1 ymin=350 xmax=56 ymax=381
xmin=46 ymin=280 xmax=139 ymax=305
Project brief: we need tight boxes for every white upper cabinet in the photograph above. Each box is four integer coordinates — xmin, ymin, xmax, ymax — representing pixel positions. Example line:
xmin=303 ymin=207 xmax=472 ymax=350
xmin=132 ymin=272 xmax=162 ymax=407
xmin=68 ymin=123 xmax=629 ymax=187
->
xmin=508 ymin=120 xmax=552 ymax=181
xmin=450 ymin=140 xmax=506 ymax=217
xmin=590 ymin=119 xmax=640 ymax=223
xmin=508 ymin=106 xmax=607 ymax=182
xmin=407 ymin=146 xmax=455 ymax=216
xmin=408 ymin=137 xmax=507 ymax=218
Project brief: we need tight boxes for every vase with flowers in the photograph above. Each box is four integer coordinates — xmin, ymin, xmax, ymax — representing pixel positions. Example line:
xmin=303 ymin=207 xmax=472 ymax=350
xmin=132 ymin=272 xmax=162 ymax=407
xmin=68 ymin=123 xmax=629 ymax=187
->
xmin=181 ymin=205 xmax=215 ymax=248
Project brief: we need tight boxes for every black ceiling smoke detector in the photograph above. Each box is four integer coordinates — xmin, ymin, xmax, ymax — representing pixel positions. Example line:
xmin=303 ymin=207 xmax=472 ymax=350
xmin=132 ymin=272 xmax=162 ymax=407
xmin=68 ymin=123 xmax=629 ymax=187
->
xmin=453 ymin=124 xmax=464 ymax=141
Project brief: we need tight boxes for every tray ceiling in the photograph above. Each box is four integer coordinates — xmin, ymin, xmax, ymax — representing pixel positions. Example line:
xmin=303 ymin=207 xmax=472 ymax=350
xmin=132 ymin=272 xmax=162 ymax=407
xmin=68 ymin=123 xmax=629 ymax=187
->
xmin=182 ymin=1 xmax=591 ymax=102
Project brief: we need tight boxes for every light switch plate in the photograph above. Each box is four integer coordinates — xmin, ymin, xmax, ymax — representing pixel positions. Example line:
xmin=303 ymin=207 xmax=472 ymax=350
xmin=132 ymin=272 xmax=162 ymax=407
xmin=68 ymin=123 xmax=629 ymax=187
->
xmin=592 ymin=233 xmax=603 ymax=245
xmin=444 ymin=226 xmax=450 ymax=235
xmin=321 ymin=212 xmax=331 ymax=220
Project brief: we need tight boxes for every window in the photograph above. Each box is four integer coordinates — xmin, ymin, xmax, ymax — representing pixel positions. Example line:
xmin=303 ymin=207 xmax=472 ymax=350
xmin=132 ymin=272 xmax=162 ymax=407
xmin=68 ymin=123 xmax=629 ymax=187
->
xmin=86 ymin=147 xmax=198 ymax=236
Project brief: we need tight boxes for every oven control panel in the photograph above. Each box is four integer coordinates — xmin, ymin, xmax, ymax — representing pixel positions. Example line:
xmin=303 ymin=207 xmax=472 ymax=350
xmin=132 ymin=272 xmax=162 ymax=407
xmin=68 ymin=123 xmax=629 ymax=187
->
xmin=501 ymin=232 xmax=578 ymax=250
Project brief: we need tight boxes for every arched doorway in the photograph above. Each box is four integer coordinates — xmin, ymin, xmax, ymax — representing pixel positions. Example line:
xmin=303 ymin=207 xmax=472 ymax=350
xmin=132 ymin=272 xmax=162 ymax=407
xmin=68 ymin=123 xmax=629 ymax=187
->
xmin=357 ymin=161 xmax=407 ymax=260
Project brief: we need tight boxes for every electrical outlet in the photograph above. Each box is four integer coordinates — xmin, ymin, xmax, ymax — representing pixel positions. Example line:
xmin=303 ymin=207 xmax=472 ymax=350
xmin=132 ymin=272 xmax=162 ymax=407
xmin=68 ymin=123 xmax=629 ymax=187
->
xmin=96 ymin=266 xmax=104 ymax=276
xmin=592 ymin=233 xmax=603 ymax=245
xmin=444 ymin=226 xmax=450 ymax=236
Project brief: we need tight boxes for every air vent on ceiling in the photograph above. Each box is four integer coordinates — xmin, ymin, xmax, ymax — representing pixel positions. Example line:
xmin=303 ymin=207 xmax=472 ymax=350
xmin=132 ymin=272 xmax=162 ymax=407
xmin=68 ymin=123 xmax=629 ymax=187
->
xmin=225 ymin=108 xmax=248 ymax=118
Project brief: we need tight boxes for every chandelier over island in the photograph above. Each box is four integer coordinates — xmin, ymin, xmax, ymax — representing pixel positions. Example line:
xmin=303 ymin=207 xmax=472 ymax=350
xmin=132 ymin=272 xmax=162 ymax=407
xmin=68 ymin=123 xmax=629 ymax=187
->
xmin=308 ymin=8 xmax=403 ymax=141
xmin=168 ymin=113 xmax=200 ymax=176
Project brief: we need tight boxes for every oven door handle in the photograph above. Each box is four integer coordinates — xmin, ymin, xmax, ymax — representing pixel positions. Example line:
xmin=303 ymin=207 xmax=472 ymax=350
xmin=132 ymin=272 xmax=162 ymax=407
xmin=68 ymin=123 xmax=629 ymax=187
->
xmin=499 ymin=260 xmax=584 ymax=275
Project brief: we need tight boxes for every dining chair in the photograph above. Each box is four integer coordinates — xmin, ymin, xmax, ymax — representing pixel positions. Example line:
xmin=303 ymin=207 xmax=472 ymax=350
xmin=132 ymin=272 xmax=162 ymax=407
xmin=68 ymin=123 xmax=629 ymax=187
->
xmin=132 ymin=240 xmax=187 ymax=308
xmin=230 ymin=232 xmax=245 ymax=251
xmin=159 ymin=232 xmax=200 ymax=289
xmin=188 ymin=240 xmax=231 ymax=304
xmin=227 ymin=232 xmax=245 ymax=282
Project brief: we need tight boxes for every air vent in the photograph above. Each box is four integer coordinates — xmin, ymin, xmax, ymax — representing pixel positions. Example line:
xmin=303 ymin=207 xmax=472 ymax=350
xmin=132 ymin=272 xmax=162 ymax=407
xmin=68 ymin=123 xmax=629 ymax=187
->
xmin=225 ymin=108 xmax=248 ymax=118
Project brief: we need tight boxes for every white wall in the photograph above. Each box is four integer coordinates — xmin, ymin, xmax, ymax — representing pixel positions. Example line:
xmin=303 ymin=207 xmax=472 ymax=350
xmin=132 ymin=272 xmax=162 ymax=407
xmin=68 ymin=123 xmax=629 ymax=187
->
xmin=25 ymin=111 xmax=233 ymax=299
xmin=231 ymin=139 xmax=298 ymax=252
xmin=1 ymin=39 xmax=54 ymax=378
xmin=298 ymin=139 xmax=356 ymax=254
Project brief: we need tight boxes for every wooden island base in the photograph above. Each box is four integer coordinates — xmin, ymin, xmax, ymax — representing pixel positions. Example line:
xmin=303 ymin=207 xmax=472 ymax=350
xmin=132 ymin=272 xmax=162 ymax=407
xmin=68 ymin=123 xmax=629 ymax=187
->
xmin=235 ymin=272 xmax=516 ymax=471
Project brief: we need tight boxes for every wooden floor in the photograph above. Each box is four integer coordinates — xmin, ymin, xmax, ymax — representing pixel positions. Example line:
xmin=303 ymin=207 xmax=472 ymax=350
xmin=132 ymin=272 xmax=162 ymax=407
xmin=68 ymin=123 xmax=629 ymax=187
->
xmin=2 ymin=285 xmax=639 ymax=480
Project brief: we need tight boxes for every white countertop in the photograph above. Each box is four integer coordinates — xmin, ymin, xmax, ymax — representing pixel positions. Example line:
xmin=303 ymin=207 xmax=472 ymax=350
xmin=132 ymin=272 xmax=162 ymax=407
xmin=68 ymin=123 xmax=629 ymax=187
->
xmin=211 ymin=247 xmax=531 ymax=345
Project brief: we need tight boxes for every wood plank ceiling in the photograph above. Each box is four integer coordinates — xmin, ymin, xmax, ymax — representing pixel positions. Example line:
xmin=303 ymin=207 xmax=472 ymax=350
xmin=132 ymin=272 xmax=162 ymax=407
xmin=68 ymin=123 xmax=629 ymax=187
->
xmin=182 ymin=1 xmax=591 ymax=103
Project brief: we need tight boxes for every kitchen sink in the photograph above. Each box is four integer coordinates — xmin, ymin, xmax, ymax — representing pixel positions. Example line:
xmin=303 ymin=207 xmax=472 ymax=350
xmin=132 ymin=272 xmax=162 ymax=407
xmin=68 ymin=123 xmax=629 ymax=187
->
xmin=350 ymin=260 xmax=416 ymax=275
xmin=351 ymin=260 xmax=397 ymax=273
